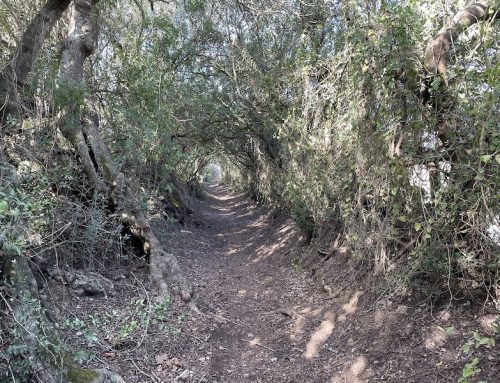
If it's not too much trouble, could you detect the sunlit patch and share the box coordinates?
[250,223,299,263]
[330,355,373,383]
[478,314,499,334]
[232,228,249,235]
[301,306,323,318]
[290,316,306,341]
[249,336,261,347]
[227,248,240,256]
[287,306,319,342]
[349,356,367,376]
[299,307,313,315]
[304,312,335,359]
[424,326,447,350]
[338,290,362,322]
[373,308,386,328]
[278,224,293,234]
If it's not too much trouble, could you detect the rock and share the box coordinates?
[48,267,114,297]
[177,369,190,381]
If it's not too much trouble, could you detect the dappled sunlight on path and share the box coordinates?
[304,311,335,359]
[160,185,500,383]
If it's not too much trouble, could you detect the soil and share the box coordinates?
[48,184,499,383]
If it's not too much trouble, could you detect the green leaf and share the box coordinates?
[4,242,22,255]
[414,222,422,232]
[462,357,480,378]
[438,325,455,336]
[9,208,20,219]
[480,155,492,163]
[462,342,472,354]
[0,200,8,213]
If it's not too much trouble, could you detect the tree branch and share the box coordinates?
[425,1,497,85]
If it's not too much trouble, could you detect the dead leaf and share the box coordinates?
[155,353,170,365]
[155,354,182,370]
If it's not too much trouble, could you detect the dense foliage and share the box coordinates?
[1,0,499,307]
[0,0,499,381]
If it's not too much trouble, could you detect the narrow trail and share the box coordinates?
[157,185,498,383]
[174,184,321,382]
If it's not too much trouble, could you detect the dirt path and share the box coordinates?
[162,185,499,383]
[52,184,498,382]
[174,184,321,382]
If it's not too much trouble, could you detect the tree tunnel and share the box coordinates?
[0,0,498,346]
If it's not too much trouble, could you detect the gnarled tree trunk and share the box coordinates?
[56,0,192,301]
[0,0,72,127]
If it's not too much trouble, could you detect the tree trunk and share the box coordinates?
[56,0,192,301]
[425,2,496,85]
[424,1,497,145]
[0,0,72,126]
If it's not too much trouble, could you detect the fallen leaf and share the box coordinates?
[155,353,170,365]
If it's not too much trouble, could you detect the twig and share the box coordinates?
[240,338,276,352]
[276,308,304,321]
[197,372,208,383]
[189,301,239,325]
[131,359,159,383]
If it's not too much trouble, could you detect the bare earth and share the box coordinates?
[52,184,499,382]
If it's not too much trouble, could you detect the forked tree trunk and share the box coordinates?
[56,0,192,301]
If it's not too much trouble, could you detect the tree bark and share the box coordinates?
[425,2,497,85]
[0,0,72,126]
[423,1,497,144]
[56,0,193,301]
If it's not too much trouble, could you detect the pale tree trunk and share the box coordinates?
[56,0,193,301]
[423,2,499,304]
[424,1,497,143]
[0,0,72,127]
[425,1,497,85]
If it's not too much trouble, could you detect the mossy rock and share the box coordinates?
[64,366,100,383]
